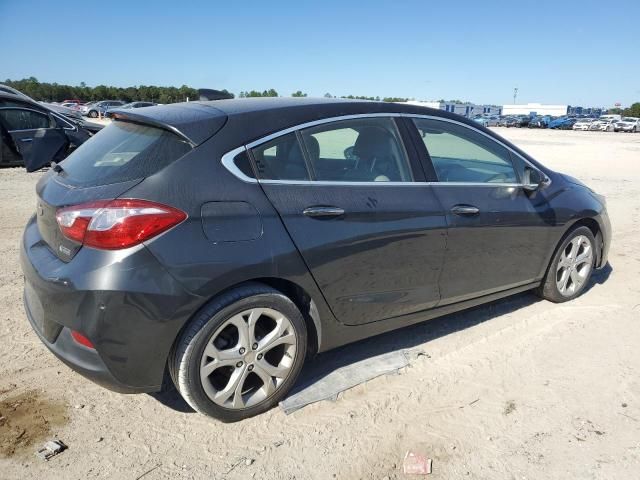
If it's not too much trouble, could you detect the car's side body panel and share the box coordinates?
[259,181,448,325]
[18,98,612,393]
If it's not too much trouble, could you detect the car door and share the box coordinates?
[0,106,69,171]
[409,116,555,305]
[247,115,448,326]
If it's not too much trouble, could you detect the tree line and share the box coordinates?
[3,77,226,104]
[607,103,640,117]
[9,77,632,113]
[3,78,416,104]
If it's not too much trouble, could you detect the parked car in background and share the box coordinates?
[548,117,577,130]
[505,116,530,128]
[614,117,639,133]
[0,90,102,169]
[473,115,500,127]
[528,115,552,129]
[105,101,157,118]
[41,102,86,122]
[497,116,512,127]
[80,100,126,118]
[62,99,82,104]
[573,118,596,131]
[19,98,610,421]
[589,118,617,132]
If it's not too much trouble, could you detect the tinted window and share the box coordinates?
[0,124,21,164]
[233,150,255,179]
[251,132,310,181]
[413,118,517,183]
[58,121,191,187]
[300,117,413,182]
[0,108,52,131]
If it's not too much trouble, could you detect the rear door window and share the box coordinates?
[300,117,413,182]
[250,132,310,181]
[0,108,53,131]
[58,121,191,187]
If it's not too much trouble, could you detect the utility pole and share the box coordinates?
[513,87,518,105]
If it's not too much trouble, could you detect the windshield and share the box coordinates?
[58,121,192,187]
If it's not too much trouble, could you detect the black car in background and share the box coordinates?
[505,115,531,127]
[528,115,552,128]
[20,98,611,421]
[0,88,102,169]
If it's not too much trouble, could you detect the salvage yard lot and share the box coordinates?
[1,128,639,479]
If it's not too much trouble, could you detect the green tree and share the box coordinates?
[291,90,307,97]
[623,102,640,117]
[2,78,232,104]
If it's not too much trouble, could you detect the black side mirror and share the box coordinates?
[522,166,550,192]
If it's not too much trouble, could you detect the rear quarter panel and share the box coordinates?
[126,136,338,351]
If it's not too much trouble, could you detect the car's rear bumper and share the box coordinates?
[23,298,151,393]
[20,215,202,393]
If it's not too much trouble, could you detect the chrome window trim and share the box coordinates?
[244,113,398,149]
[402,114,543,175]
[50,112,77,131]
[258,179,524,187]
[220,112,550,188]
[221,145,256,183]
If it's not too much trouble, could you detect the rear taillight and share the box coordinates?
[56,199,187,250]
[71,330,95,349]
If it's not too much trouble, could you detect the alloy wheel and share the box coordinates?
[556,235,594,297]
[199,308,297,409]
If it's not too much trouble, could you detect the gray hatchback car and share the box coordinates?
[20,98,610,421]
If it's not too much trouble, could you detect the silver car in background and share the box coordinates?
[589,118,617,132]
[572,118,596,131]
[615,117,639,133]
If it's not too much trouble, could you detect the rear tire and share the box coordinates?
[169,283,307,422]
[88,110,98,118]
[536,226,596,303]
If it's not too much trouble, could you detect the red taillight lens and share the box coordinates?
[56,199,187,250]
[71,330,95,349]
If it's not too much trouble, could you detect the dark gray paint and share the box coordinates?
[19,98,612,393]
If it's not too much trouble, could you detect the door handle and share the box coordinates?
[20,138,33,143]
[303,206,345,218]
[451,204,480,216]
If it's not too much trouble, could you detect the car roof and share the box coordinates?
[0,90,46,110]
[109,97,458,146]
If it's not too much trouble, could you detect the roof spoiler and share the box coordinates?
[198,89,234,101]
[109,103,227,146]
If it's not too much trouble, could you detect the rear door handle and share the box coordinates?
[20,138,33,143]
[451,204,480,216]
[303,206,345,218]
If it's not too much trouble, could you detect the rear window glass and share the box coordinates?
[59,121,191,187]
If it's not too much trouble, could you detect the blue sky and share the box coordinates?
[1,0,638,106]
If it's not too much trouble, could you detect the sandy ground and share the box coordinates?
[0,128,639,479]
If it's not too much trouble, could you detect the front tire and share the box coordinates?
[170,283,307,422]
[88,110,98,118]
[536,226,596,303]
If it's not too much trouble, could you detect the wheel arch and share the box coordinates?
[566,217,604,268]
[167,277,322,378]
